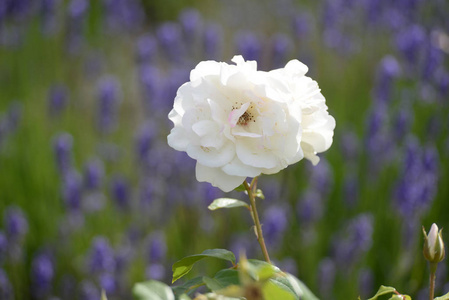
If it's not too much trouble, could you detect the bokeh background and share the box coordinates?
[0,0,448,299]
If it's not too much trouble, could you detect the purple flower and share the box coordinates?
[31,252,54,297]
[156,22,183,62]
[373,55,401,103]
[145,263,166,281]
[263,205,288,247]
[110,175,130,210]
[392,105,413,140]
[422,43,443,81]
[270,33,293,68]
[102,0,145,33]
[333,214,374,268]
[396,24,426,65]
[136,35,158,63]
[234,31,262,63]
[297,190,323,225]
[292,13,313,39]
[139,64,162,112]
[317,258,336,298]
[96,76,122,134]
[66,0,89,54]
[358,268,374,299]
[203,24,222,60]
[40,0,60,36]
[88,237,115,274]
[135,121,157,165]
[307,158,333,196]
[83,158,104,190]
[99,273,116,295]
[48,84,69,117]
[53,133,73,176]
[146,231,167,263]
[0,232,7,264]
[79,280,100,300]
[62,170,83,211]
[4,205,28,242]
[179,8,202,44]
[0,269,14,300]
[340,130,360,161]
[343,173,359,208]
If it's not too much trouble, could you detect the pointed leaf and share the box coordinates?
[367,286,398,300]
[234,184,247,192]
[284,273,319,300]
[133,281,175,300]
[208,198,249,211]
[262,280,296,300]
[435,292,449,300]
[171,277,204,297]
[389,295,412,300]
[172,249,236,283]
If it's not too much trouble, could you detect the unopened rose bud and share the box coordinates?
[423,223,445,263]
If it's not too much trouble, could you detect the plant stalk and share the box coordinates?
[429,262,437,300]
[244,179,271,264]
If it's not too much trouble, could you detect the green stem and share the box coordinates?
[429,262,437,300]
[244,179,271,264]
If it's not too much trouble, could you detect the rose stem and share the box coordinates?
[429,262,437,300]
[243,179,271,264]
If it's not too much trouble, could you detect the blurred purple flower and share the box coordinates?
[373,55,401,103]
[66,0,89,53]
[203,23,222,60]
[0,232,6,264]
[343,173,359,208]
[110,175,130,210]
[99,273,116,295]
[48,84,69,117]
[156,22,183,62]
[146,231,167,263]
[83,158,104,190]
[0,269,14,300]
[270,33,293,68]
[308,158,334,196]
[79,280,100,300]
[392,105,413,140]
[31,252,54,297]
[139,64,162,112]
[145,263,166,281]
[179,8,202,44]
[229,233,257,258]
[40,0,60,36]
[62,170,83,211]
[297,190,323,225]
[317,257,336,299]
[135,121,157,165]
[333,214,374,268]
[4,205,28,242]
[358,268,374,299]
[96,76,122,134]
[263,205,288,247]
[340,130,360,161]
[102,0,145,32]
[422,43,443,81]
[396,24,426,65]
[234,31,262,63]
[88,237,115,274]
[292,12,313,39]
[136,35,157,63]
[53,132,73,176]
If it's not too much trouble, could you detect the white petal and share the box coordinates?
[221,157,261,177]
[167,127,190,151]
[236,138,278,169]
[228,102,251,127]
[187,142,235,167]
[196,163,246,192]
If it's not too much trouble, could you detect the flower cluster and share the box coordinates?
[168,56,335,191]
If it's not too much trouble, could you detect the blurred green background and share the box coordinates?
[0,0,448,299]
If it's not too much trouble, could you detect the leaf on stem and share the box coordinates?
[435,292,449,300]
[208,198,249,210]
[133,280,175,300]
[172,249,236,283]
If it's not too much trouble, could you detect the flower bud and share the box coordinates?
[423,223,445,263]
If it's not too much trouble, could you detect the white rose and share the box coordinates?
[167,56,335,192]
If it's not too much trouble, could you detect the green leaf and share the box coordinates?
[171,277,204,297]
[203,269,240,292]
[367,286,398,300]
[234,183,247,192]
[133,281,175,300]
[178,295,192,300]
[208,198,249,211]
[172,249,236,283]
[284,273,319,300]
[435,292,449,300]
[262,280,296,300]
[389,295,412,300]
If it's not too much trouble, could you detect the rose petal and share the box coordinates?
[196,163,246,192]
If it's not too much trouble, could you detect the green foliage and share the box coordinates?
[133,280,176,300]
[366,286,411,300]
[172,249,236,283]
[435,292,449,300]
[135,250,319,300]
[207,198,249,211]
